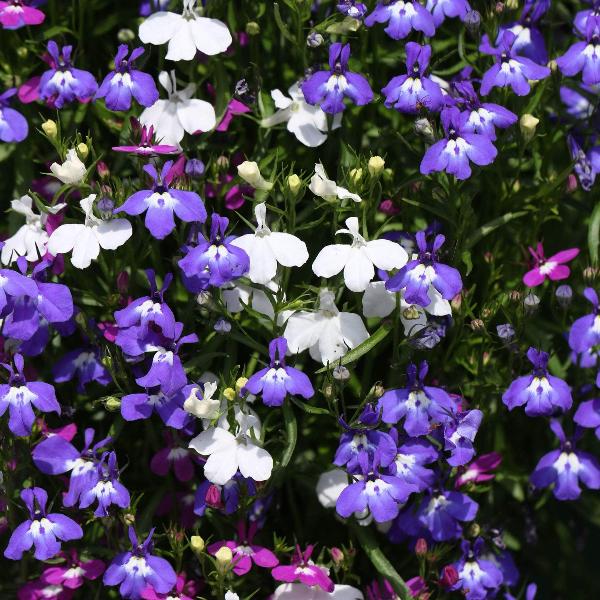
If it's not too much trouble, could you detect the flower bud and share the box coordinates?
[105,397,121,411]
[496,323,515,341]
[16,46,28,59]
[117,28,136,42]
[373,383,385,398]
[524,292,540,314]
[415,538,428,556]
[96,160,110,180]
[205,484,222,507]
[467,522,481,538]
[330,547,344,565]
[555,284,573,308]
[77,143,89,160]
[196,291,212,306]
[583,266,598,283]
[506,0,518,9]
[548,59,558,72]
[185,158,205,178]
[214,318,231,334]
[378,199,400,216]
[323,383,334,398]
[215,546,233,569]
[349,168,363,185]
[414,117,435,143]
[123,512,136,526]
[237,161,273,191]
[116,271,129,294]
[190,535,205,555]
[223,387,236,401]
[520,114,540,142]
[216,155,230,170]
[495,2,504,14]
[287,174,302,195]
[368,156,385,177]
[469,319,485,332]
[246,21,260,35]
[97,197,115,219]
[42,119,58,139]
[326,16,361,34]
[332,365,350,381]
[306,31,324,48]
[236,377,248,391]
[464,9,481,34]
[440,565,459,588]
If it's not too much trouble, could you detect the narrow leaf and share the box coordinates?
[464,211,528,250]
[589,201,600,266]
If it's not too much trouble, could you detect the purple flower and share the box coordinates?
[426,0,470,27]
[103,527,177,600]
[456,451,502,487]
[114,270,177,339]
[557,20,600,85]
[121,385,191,429]
[381,43,444,114]
[39,41,98,108]
[0,265,38,317]
[568,287,600,354]
[244,337,314,407]
[365,1,435,40]
[0,0,45,29]
[271,545,334,592]
[498,1,549,64]
[4,487,82,561]
[575,397,600,438]
[150,431,195,482]
[96,45,158,111]
[420,107,498,180]
[530,420,600,500]
[386,231,462,305]
[560,84,598,120]
[390,433,438,494]
[377,361,455,436]
[115,161,206,240]
[443,409,483,467]
[479,31,550,96]
[112,124,180,156]
[416,489,478,541]
[0,354,60,436]
[567,134,600,191]
[502,347,572,417]
[139,0,169,17]
[178,214,250,291]
[336,0,367,18]
[0,88,28,142]
[40,549,105,590]
[449,539,503,599]
[302,43,373,114]
[53,348,111,392]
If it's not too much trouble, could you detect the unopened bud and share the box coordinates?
[415,538,428,556]
[190,535,205,555]
[548,59,558,72]
[105,397,121,411]
[236,377,248,391]
[215,546,233,568]
[307,31,324,48]
[117,28,135,43]
[323,383,334,398]
[223,387,236,401]
[520,114,540,142]
[16,46,28,59]
[333,365,350,381]
[496,323,515,341]
[349,168,363,185]
[508,290,522,303]
[495,2,504,14]
[238,161,273,191]
[123,513,135,526]
[379,199,400,216]
[97,196,115,219]
[42,119,58,139]
[330,547,344,565]
[414,117,434,143]
[185,158,205,178]
[524,292,540,314]
[469,319,485,332]
[196,290,212,306]
[464,9,481,34]
[583,266,598,283]
[216,155,230,170]
[373,383,385,398]
[214,318,231,334]
[555,284,573,308]
[77,143,89,160]
[245,21,260,35]
[205,484,222,507]
[467,522,481,538]
[96,160,110,179]
[288,174,302,195]
[440,565,459,588]
[368,156,385,177]
[506,0,518,9]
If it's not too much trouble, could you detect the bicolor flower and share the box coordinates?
[523,243,579,287]
[230,203,308,285]
[312,217,408,293]
[337,0,367,18]
[309,163,362,203]
[449,539,503,600]
[261,84,338,147]
[244,337,314,407]
[378,361,455,436]
[0,0,45,29]
[386,231,462,307]
[0,353,60,436]
[115,161,206,239]
[39,41,98,108]
[426,0,470,27]
[302,43,373,114]
[0,264,38,317]
[364,1,435,40]
[420,107,498,179]
[390,434,438,494]
[96,45,159,111]
[49,149,86,185]
[502,347,572,417]
[178,213,250,291]
[183,380,221,420]
[382,43,444,113]
[443,409,483,467]
[530,420,600,500]
[557,23,600,86]
[479,30,550,96]
[498,0,549,64]
[416,490,479,541]
[271,545,334,593]
[53,347,111,391]
[283,288,370,364]
[113,123,179,155]
[103,527,177,600]
[456,452,502,488]
[150,431,195,482]
[140,70,216,147]
[138,0,232,61]
[4,487,83,561]
[47,194,133,269]
[121,386,191,429]
[575,396,600,439]
[272,583,363,600]
[0,88,28,142]
[41,549,105,590]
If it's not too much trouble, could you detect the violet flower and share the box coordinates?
[569,287,600,354]
[96,45,158,111]
[522,242,579,287]
[150,431,195,482]
[426,0,470,27]
[449,539,503,599]
[140,573,198,600]
[0,265,38,317]
[498,0,549,64]
[120,386,191,429]
[0,88,28,142]
[502,347,572,417]
[557,19,600,86]
[479,31,550,96]
[39,41,98,108]
[112,123,179,156]
[271,545,334,593]
[244,337,315,407]
[420,107,498,180]
[103,527,177,600]
[386,231,463,306]
[416,489,479,541]
[364,1,435,40]
[390,432,438,494]
[382,43,444,114]
[115,161,206,240]
[4,487,83,561]
[336,0,367,18]
[443,409,483,466]
[53,348,111,392]
[208,520,279,576]
[302,43,373,114]
[530,420,600,500]
[79,451,130,516]
[0,0,45,29]
[178,213,250,291]
[0,353,60,436]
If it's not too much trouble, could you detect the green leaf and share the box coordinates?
[273,3,297,44]
[290,396,330,415]
[279,400,297,468]
[589,201,600,266]
[350,522,411,600]
[464,211,528,250]
[315,322,393,374]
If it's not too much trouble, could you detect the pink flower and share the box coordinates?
[523,243,579,287]
[216,98,251,132]
[112,123,180,156]
[271,545,334,592]
[37,420,77,442]
[0,1,45,30]
[456,451,502,488]
[141,572,200,600]
[41,549,105,589]
[18,76,41,103]
[208,520,279,576]
[151,431,196,482]
[18,580,73,600]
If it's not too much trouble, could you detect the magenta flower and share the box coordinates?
[456,452,502,487]
[141,572,199,600]
[112,123,179,156]
[522,243,579,287]
[41,549,105,589]
[150,431,195,482]
[0,1,45,30]
[216,98,251,132]
[271,545,334,592]
[208,521,278,576]
[18,579,73,600]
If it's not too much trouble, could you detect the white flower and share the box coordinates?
[362,281,451,335]
[188,409,273,485]
[316,469,349,508]
[1,196,66,265]
[140,70,216,147]
[50,148,86,185]
[272,583,364,600]
[230,203,308,284]
[309,163,362,203]
[283,289,369,364]
[312,217,408,292]
[225,593,240,600]
[261,84,341,147]
[47,194,132,269]
[183,380,220,419]
[222,280,277,320]
[237,161,273,191]
[138,0,232,61]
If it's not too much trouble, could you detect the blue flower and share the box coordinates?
[365,1,435,40]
